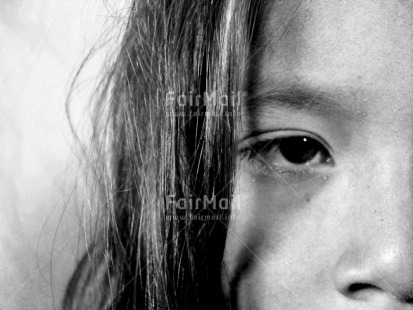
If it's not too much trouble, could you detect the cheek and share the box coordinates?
[226,168,330,256]
[223,170,349,309]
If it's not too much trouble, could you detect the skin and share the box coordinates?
[224,0,413,309]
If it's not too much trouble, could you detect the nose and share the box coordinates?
[333,154,413,305]
[334,237,413,303]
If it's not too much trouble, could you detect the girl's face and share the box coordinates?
[224,0,413,309]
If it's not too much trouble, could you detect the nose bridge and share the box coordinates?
[370,141,411,203]
[363,138,413,216]
[361,142,413,227]
[372,144,413,239]
[334,143,413,301]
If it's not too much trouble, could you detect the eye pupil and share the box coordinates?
[279,136,320,164]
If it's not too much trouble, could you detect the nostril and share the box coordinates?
[347,283,377,293]
[345,283,381,300]
[346,283,413,303]
[345,283,413,304]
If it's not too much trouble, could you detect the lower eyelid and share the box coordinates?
[240,159,316,185]
[240,153,309,176]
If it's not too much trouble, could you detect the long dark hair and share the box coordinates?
[63,0,267,309]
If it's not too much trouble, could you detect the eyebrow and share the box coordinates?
[243,82,341,115]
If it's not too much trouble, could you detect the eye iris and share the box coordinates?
[279,137,320,164]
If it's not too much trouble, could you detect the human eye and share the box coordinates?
[238,130,334,181]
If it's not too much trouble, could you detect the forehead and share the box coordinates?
[255,0,413,114]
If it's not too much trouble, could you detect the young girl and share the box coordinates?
[64,0,413,309]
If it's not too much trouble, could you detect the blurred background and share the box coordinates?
[0,1,127,308]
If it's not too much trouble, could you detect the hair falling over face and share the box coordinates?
[63,1,267,309]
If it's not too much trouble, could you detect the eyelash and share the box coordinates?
[238,132,334,179]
